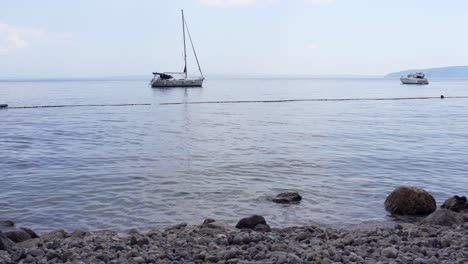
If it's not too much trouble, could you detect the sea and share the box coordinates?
[1,78,468,233]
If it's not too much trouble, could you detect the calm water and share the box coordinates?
[1,78,468,233]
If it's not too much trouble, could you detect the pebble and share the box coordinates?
[381,247,398,259]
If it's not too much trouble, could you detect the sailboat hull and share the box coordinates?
[151,78,204,88]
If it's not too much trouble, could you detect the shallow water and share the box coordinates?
[1,78,468,232]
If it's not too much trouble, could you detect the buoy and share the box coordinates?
[0,104,8,108]
[440,95,444,99]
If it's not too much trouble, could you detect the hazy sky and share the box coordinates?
[1,0,468,78]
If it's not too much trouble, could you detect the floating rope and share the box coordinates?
[160,96,468,105]
[5,103,151,109]
[2,96,468,110]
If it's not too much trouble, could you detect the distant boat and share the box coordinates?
[150,10,204,88]
[400,72,429,85]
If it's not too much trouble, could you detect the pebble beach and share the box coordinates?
[2,187,468,264]
[2,219,468,264]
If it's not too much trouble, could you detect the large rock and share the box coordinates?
[441,195,467,212]
[421,209,464,226]
[235,215,270,230]
[271,192,302,204]
[4,229,32,243]
[384,186,436,215]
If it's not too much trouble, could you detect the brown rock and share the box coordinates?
[384,186,436,215]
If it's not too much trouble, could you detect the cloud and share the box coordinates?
[199,0,256,6]
[0,23,48,53]
[0,23,72,54]
[304,0,336,4]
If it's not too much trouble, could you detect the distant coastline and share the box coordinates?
[385,65,468,79]
[3,68,468,82]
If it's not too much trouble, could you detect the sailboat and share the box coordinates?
[150,10,204,88]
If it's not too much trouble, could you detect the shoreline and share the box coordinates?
[2,189,468,263]
[1,217,468,264]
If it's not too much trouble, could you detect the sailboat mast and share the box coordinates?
[182,10,187,78]
[184,18,204,78]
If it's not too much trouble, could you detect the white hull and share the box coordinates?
[400,77,429,85]
[151,78,204,88]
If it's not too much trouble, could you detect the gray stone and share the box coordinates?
[222,249,240,260]
[0,233,15,252]
[254,224,271,232]
[384,186,436,215]
[275,254,287,264]
[233,233,250,244]
[342,234,354,245]
[205,254,220,262]
[41,229,68,241]
[132,256,145,263]
[28,248,44,257]
[0,250,11,263]
[17,238,41,249]
[421,209,464,226]
[201,219,229,230]
[130,236,149,247]
[296,232,310,241]
[71,230,87,238]
[439,233,454,248]
[441,195,467,212]
[381,247,398,258]
[414,257,427,264]
[287,253,302,263]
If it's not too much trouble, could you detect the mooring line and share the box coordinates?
[5,103,151,109]
[160,96,468,105]
[2,96,468,110]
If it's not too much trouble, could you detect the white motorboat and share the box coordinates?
[400,72,429,85]
[150,10,204,88]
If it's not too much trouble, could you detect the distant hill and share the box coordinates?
[385,66,468,79]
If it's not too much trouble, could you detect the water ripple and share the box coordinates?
[1,79,468,232]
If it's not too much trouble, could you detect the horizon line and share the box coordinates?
[0,73,385,82]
